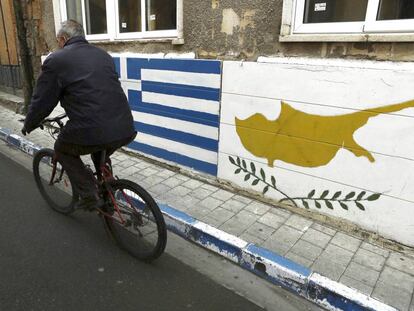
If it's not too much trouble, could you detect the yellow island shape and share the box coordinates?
[235,100,414,168]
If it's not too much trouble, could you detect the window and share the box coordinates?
[59,0,179,41]
[292,0,414,35]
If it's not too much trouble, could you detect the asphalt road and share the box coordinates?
[0,152,265,311]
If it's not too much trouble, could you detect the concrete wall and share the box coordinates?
[40,0,414,62]
[218,57,414,247]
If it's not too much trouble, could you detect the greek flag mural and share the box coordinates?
[112,56,221,176]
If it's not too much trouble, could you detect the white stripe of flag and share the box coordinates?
[141,69,221,89]
[142,91,219,115]
[132,111,218,140]
[135,133,218,165]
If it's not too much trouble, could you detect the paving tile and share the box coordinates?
[257,212,285,230]
[352,248,386,271]
[185,206,212,219]
[221,199,247,213]
[232,194,253,204]
[301,228,332,249]
[167,185,192,197]
[140,167,159,177]
[120,165,141,176]
[211,189,234,201]
[175,174,190,182]
[245,222,275,240]
[263,238,293,256]
[162,177,183,188]
[201,184,219,192]
[310,223,337,236]
[182,179,204,190]
[264,225,303,254]
[220,217,253,236]
[188,188,213,200]
[285,251,314,268]
[118,160,139,169]
[339,275,374,296]
[200,215,226,228]
[148,184,171,197]
[199,197,224,210]
[312,258,346,281]
[208,208,235,223]
[143,175,165,188]
[239,232,265,245]
[360,242,390,258]
[378,266,414,293]
[289,240,323,262]
[268,207,292,219]
[285,214,313,232]
[318,244,354,266]
[155,169,176,178]
[386,253,414,276]
[344,262,380,287]
[373,281,412,311]
[244,201,271,216]
[330,232,361,252]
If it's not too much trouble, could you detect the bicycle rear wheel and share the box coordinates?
[33,148,77,214]
[103,179,167,262]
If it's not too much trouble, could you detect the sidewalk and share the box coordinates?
[0,99,413,311]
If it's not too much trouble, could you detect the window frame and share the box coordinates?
[284,0,414,40]
[56,0,181,42]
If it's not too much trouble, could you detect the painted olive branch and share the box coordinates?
[228,156,297,207]
[280,190,381,211]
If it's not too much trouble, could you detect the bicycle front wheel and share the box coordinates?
[103,179,167,262]
[33,148,77,214]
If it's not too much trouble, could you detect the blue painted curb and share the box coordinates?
[0,128,397,311]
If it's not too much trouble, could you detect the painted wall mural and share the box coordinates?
[218,58,414,247]
[112,54,221,176]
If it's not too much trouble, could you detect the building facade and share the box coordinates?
[19,0,414,247]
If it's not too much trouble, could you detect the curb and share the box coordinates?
[0,127,397,311]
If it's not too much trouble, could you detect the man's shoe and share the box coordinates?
[75,196,106,211]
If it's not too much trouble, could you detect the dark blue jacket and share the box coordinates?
[24,36,135,145]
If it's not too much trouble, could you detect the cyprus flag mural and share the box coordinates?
[218,59,414,247]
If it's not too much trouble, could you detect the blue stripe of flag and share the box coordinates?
[134,122,218,152]
[127,58,221,80]
[113,57,121,78]
[128,141,218,176]
[128,90,219,127]
[142,81,220,102]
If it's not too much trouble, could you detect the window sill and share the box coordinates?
[88,37,185,45]
[279,33,414,43]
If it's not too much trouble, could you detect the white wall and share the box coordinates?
[218,58,414,247]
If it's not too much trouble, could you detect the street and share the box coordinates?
[0,151,265,311]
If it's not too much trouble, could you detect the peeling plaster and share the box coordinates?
[221,8,240,36]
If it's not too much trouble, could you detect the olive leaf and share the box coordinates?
[308,190,316,199]
[340,202,348,210]
[367,193,381,201]
[236,157,241,166]
[356,202,365,210]
[242,159,247,169]
[357,191,366,200]
[320,190,329,199]
[234,168,241,174]
[250,162,256,174]
[271,176,276,187]
[332,191,341,200]
[315,201,321,209]
[260,168,266,181]
[263,186,269,194]
[345,192,356,200]
[252,179,260,186]
[325,201,334,209]
[244,174,251,181]
[229,156,235,165]
[302,200,310,209]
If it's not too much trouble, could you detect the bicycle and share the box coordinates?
[29,114,167,262]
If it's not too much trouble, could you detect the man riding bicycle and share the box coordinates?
[22,20,136,210]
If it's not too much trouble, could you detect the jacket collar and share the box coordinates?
[64,36,89,47]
